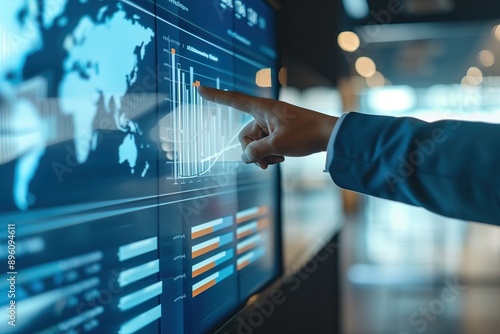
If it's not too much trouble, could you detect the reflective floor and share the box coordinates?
[341,196,500,334]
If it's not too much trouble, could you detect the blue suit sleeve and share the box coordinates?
[327,112,500,225]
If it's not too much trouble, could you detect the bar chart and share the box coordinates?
[235,206,270,273]
[186,207,274,311]
[116,235,162,334]
[190,213,236,299]
[161,47,249,183]
[0,231,163,334]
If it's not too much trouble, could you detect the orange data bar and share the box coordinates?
[237,260,250,271]
[192,266,234,298]
[192,250,234,278]
[237,244,255,255]
[192,227,214,239]
[191,217,233,240]
[171,48,176,54]
[236,218,270,239]
[236,206,268,224]
[192,233,233,259]
[192,280,216,297]
[193,262,215,278]
[192,242,219,258]
[237,230,253,239]
[237,234,262,255]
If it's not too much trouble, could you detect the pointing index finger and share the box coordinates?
[198,86,265,117]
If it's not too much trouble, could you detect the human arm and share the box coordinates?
[199,87,500,225]
[198,86,338,169]
[328,112,500,225]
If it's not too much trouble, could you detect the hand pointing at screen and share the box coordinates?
[198,86,338,170]
[199,87,500,226]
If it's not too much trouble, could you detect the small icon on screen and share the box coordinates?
[235,0,246,19]
[220,0,233,9]
[247,8,258,26]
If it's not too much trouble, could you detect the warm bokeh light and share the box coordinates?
[278,67,288,87]
[494,25,500,41]
[256,68,272,87]
[366,71,385,87]
[355,57,376,78]
[478,50,495,67]
[467,66,483,85]
[338,31,361,52]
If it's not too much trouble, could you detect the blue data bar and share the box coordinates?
[191,216,233,239]
[219,232,233,246]
[215,249,234,266]
[214,216,233,232]
[119,304,161,334]
[192,249,234,277]
[192,232,234,258]
[118,237,158,262]
[192,265,235,297]
[118,281,163,311]
[118,260,159,287]
[216,265,234,284]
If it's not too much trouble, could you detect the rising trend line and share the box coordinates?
[200,143,241,163]
[177,119,252,179]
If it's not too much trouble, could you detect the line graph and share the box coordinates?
[159,46,251,183]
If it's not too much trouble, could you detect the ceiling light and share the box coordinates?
[338,31,360,53]
[355,57,376,78]
[494,25,500,41]
[478,50,495,67]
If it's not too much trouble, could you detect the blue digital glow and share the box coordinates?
[0,1,279,333]
[342,0,370,19]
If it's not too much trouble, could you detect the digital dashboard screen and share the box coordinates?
[0,1,279,333]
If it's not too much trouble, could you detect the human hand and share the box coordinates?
[198,87,338,170]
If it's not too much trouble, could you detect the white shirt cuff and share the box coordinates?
[324,112,350,172]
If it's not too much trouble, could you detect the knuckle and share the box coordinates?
[246,144,259,161]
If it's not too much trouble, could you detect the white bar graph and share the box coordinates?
[162,47,248,182]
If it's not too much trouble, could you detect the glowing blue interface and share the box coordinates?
[0,1,279,333]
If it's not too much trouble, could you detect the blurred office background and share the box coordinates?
[276,0,500,333]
